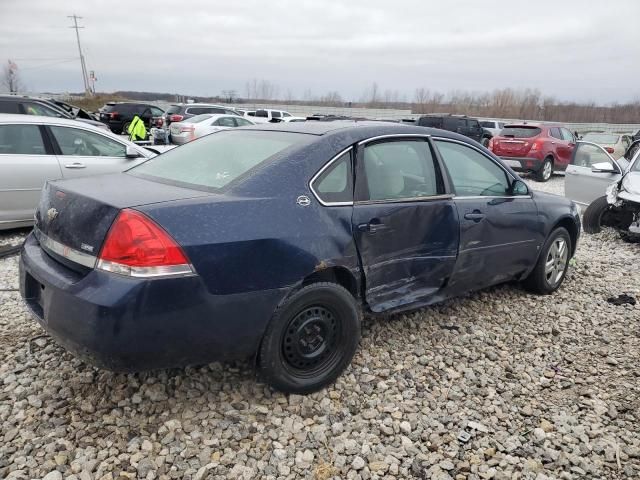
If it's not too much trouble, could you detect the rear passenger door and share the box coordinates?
[47,125,142,178]
[433,138,541,293]
[0,123,61,225]
[352,137,459,312]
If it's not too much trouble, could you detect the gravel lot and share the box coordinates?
[1,175,639,480]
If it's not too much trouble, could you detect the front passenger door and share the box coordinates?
[352,138,459,312]
[433,139,541,293]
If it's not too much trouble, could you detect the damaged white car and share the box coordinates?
[565,140,640,242]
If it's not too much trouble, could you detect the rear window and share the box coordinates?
[500,126,541,138]
[129,130,307,190]
[165,105,182,115]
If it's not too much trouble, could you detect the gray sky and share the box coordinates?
[1,0,639,104]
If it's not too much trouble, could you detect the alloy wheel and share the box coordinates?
[543,160,553,181]
[545,237,568,287]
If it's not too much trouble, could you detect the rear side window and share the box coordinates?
[435,140,510,197]
[0,100,21,114]
[442,117,461,130]
[362,140,443,201]
[130,130,307,190]
[255,110,268,118]
[213,117,236,127]
[234,117,253,127]
[418,117,441,128]
[550,128,563,139]
[500,127,541,138]
[0,124,46,155]
[312,150,353,204]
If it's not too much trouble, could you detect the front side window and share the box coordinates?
[50,126,126,157]
[362,140,442,201]
[572,143,616,169]
[255,110,268,118]
[272,111,281,118]
[560,128,575,142]
[312,150,353,204]
[435,140,511,197]
[130,130,307,190]
[0,124,46,155]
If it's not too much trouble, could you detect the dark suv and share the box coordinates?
[416,115,490,145]
[163,103,240,127]
[99,102,165,134]
[0,95,107,130]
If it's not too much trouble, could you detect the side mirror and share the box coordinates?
[591,162,616,173]
[125,145,141,159]
[510,179,529,196]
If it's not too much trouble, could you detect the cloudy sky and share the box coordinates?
[1,0,639,104]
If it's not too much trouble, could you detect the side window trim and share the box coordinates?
[432,136,528,199]
[309,147,354,207]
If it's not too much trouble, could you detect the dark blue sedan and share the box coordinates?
[19,122,580,393]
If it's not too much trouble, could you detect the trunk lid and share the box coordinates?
[35,173,212,259]
[493,138,533,156]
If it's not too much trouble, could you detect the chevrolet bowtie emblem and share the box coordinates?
[47,208,59,221]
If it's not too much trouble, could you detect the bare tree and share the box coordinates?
[2,60,23,93]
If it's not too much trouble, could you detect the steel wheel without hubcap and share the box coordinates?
[282,306,340,377]
[545,237,568,287]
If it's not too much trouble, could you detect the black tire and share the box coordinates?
[534,157,553,182]
[258,282,360,394]
[582,196,610,234]
[481,137,491,147]
[522,227,571,294]
[121,122,131,135]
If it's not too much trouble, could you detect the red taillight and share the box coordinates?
[530,141,540,151]
[109,111,119,119]
[97,209,192,277]
[169,114,184,122]
[605,147,614,154]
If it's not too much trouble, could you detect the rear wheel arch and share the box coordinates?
[301,266,360,299]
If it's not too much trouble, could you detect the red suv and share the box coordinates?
[489,124,576,182]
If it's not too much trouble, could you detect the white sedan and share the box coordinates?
[0,114,154,230]
[169,114,255,144]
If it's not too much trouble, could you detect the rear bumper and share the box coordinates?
[19,233,288,371]
[499,156,544,172]
[170,133,190,145]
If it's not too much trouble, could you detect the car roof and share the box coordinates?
[243,120,469,140]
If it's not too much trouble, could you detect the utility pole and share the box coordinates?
[68,14,92,96]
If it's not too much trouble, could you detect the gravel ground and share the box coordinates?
[1,175,639,480]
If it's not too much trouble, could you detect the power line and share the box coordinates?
[68,14,91,96]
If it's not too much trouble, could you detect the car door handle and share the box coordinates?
[64,163,86,169]
[464,212,485,222]
[357,220,387,233]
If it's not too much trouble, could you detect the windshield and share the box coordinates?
[581,133,618,144]
[129,130,308,190]
[184,114,213,123]
[499,126,541,138]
